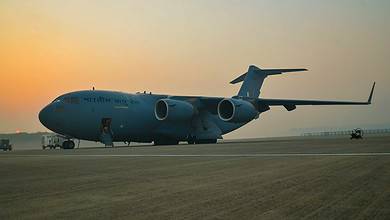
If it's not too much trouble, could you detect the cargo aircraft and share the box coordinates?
[39,65,375,149]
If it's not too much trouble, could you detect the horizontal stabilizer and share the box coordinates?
[230,65,307,84]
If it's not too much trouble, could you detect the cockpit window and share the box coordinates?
[64,96,80,104]
[52,96,63,103]
[52,96,80,104]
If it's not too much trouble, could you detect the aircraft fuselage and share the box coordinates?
[39,90,243,143]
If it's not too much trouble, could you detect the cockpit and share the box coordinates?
[51,95,80,104]
[52,96,62,103]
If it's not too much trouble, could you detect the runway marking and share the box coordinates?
[2,153,390,158]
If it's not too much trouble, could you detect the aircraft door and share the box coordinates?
[100,118,114,147]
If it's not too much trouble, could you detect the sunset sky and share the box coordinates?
[0,0,389,138]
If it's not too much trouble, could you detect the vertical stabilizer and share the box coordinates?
[230,65,307,98]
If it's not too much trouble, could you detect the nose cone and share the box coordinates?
[39,104,52,129]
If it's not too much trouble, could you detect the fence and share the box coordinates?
[302,128,390,137]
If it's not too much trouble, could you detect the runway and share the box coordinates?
[4,152,390,157]
[1,136,390,219]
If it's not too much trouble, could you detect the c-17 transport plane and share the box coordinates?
[39,65,375,149]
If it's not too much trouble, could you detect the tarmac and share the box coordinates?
[1,136,390,219]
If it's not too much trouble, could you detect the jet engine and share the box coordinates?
[217,98,257,123]
[155,99,194,121]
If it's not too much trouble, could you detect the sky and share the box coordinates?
[0,0,389,138]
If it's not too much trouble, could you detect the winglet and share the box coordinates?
[367,82,376,104]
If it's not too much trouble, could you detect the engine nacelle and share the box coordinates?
[155,99,194,121]
[217,98,257,123]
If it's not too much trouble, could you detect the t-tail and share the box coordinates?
[230,65,307,98]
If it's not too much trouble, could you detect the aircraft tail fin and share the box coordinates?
[231,65,307,98]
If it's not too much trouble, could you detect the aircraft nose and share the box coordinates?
[39,104,53,128]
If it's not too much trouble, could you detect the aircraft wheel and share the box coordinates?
[195,139,217,144]
[62,141,75,149]
[68,141,75,149]
[154,139,179,146]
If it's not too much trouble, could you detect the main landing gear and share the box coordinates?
[154,138,179,146]
[187,136,217,145]
[153,138,217,145]
[188,139,217,145]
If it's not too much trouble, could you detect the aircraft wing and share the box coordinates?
[170,82,375,113]
[256,82,375,111]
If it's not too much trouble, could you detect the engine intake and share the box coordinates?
[218,98,257,123]
[155,99,194,121]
